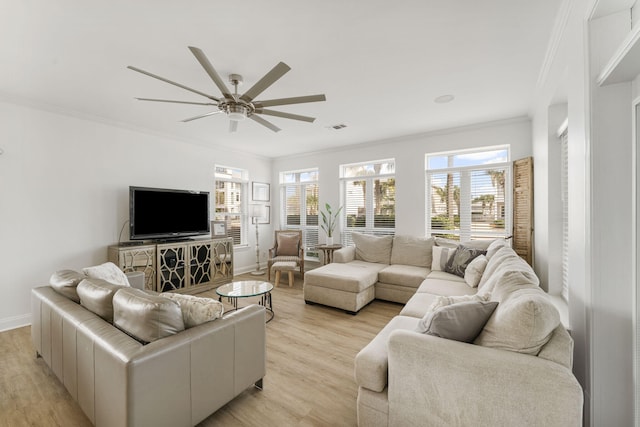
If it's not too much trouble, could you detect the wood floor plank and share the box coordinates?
[0,273,401,426]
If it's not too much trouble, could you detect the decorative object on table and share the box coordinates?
[128,46,326,133]
[250,204,266,275]
[320,203,343,245]
[211,220,227,237]
[267,230,304,281]
[252,181,270,201]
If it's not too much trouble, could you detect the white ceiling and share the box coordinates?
[1,0,560,158]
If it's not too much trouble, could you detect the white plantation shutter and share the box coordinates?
[512,157,533,265]
[341,160,395,246]
[560,130,569,301]
[280,169,319,258]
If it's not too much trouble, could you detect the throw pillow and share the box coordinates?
[427,292,490,312]
[160,293,224,328]
[416,300,499,343]
[83,262,131,287]
[77,278,127,322]
[352,232,393,264]
[444,245,486,278]
[276,233,300,256]
[49,269,86,303]
[431,246,456,271]
[113,288,185,344]
[464,255,488,288]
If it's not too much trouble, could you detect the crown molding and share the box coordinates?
[537,0,575,90]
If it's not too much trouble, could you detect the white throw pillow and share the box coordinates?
[83,262,131,287]
[160,293,224,328]
[464,255,488,288]
[431,246,456,271]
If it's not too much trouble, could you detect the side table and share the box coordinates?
[316,244,343,265]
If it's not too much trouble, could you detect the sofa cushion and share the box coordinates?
[427,270,466,283]
[399,293,440,318]
[478,253,539,295]
[389,235,434,268]
[477,246,521,290]
[113,288,185,344]
[485,238,507,260]
[417,277,476,297]
[83,262,131,287]
[417,300,498,343]
[431,246,456,271]
[276,232,300,256]
[464,255,488,288]
[77,278,126,322]
[49,269,85,303]
[378,264,430,288]
[428,292,491,312]
[160,293,224,328]
[355,315,420,392]
[304,261,385,293]
[435,237,493,250]
[352,232,393,264]
[475,284,560,355]
[444,245,486,278]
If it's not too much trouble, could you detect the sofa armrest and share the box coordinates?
[387,330,583,427]
[334,246,355,263]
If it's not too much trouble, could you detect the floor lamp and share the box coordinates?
[250,204,265,276]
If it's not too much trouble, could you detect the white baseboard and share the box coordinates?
[0,313,31,332]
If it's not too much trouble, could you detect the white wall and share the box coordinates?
[271,118,532,241]
[0,100,271,331]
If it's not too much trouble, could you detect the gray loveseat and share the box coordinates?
[31,283,266,427]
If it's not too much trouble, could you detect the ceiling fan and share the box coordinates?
[127,46,326,133]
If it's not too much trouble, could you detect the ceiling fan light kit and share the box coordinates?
[128,46,326,133]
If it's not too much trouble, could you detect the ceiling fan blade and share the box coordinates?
[135,97,217,106]
[253,94,326,108]
[255,108,316,123]
[249,114,281,132]
[240,62,291,103]
[229,120,238,133]
[181,111,223,123]
[188,46,234,100]
[127,66,219,102]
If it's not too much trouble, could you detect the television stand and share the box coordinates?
[155,237,195,243]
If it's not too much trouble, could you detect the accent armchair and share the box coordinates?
[268,230,304,281]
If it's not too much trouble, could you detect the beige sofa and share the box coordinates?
[31,285,266,427]
[349,236,583,426]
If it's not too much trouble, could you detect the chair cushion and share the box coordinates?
[49,269,85,303]
[77,278,127,322]
[352,232,393,264]
[389,235,434,268]
[378,264,429,288]
[83,262,131,287]
[276,233,300,256]
[113,288,185,343]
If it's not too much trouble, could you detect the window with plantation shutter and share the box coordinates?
[512,157,533,265]
[341,159,395,246]
[560,129,569,301]
[280,169,319,259]
[426,147,511,241]
[214,165,248,245]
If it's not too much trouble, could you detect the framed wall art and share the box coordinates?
[252,182,270,202]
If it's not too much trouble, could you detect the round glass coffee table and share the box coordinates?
[216,280,274,322]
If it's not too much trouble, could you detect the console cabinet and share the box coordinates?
[108,238,233,293]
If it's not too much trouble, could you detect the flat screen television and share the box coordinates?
[129,186,210,241]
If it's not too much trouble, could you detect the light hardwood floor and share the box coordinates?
[0,272,401,427]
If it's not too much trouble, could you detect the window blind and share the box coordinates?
[280,169,319,258]
[214,166,247,245]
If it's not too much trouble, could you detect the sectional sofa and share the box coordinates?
[303,233,583,426]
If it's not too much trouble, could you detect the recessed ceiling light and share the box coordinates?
[434,95,455,104]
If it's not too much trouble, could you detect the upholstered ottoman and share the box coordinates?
[272,261,297,287]
[303,261,386,314]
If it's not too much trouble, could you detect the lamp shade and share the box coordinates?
[250,204,265,219]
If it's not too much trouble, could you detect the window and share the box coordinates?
[425,147,511,241]
[280,169,319,259]
[341,159,396,245]
[214,165,248,245]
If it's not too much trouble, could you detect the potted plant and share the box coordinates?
[320,203,343,245]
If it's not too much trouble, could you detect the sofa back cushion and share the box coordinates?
[50,269,85,303]
[475,280,560,355]
[113,288,185,343]
[77,278,127,322]
[390,235,434,268]
[478,246,534,292]
[83,262,131,287]
[160,292,224,328]
[352,232,393,264]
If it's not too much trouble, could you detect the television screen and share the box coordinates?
[129,186,210,240]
